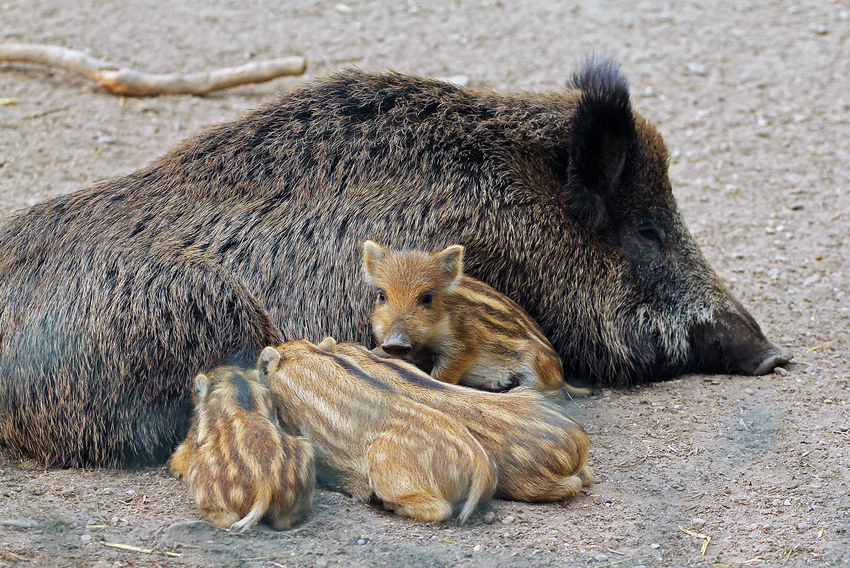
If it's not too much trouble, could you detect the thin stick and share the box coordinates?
[2,549,30,562]
[804,339,839,353]
[615,447,650,468]
[101,542,182,558]
[0,43,306,96]
[679,526,711,556]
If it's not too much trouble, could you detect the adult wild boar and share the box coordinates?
[0,59,789,466]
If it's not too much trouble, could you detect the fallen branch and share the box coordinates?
[0,43,306,96]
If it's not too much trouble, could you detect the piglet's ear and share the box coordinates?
[564,58,636,231]
[316,336,338,353]
[258,346,281,378]
[362,240,388,286]
[194,373,209,398]
[435,245,464,289]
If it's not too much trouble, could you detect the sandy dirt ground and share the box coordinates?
[1,1,848,566]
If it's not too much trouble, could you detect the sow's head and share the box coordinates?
[552,59,790,385]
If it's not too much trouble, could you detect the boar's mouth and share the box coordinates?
[687,297,791,376]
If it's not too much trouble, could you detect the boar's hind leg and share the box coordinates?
[0,245,282,468]
[365,433,454,522]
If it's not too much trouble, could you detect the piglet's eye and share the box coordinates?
[376,291,387,304]
[419,292,434,307]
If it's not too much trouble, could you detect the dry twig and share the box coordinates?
[1,548,30,562]
[804,339,839,353]
[0,43,306,96]
[680,526,711,556]
[615,446,650,468]
[102,541,182,558]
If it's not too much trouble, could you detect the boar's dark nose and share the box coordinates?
[381,334,412,356]
[722,301,792,376]
[689,296,792,376]
[751,343,792,375]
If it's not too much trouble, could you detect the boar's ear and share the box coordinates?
[436,245,464,289]
[362,241,388,286]
[565,58,636,231]
[258,346,282,378]
[194,373,209,399]
[316,336,338,353]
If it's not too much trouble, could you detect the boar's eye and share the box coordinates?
[376,290,387,304]
[637,224,665,246]
[419,292,434,308]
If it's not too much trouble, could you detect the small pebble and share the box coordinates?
[809,23,828,35]
[81,534,92,543]
[594,554,609,561]
[356,538,366,545]
[744,388,755,395]
[316,560,328,568]
[483,512,496,524]
[775,367,788,376]
[784,500,791,506]
[96,136,116,145]
[650,543,660,549]
[501,515,515,525]
[334,3,353,14]
[1,519,38,529]
[692,517,706,526]
[798,522,811,530]
[473,544,481,552]
[686,62,708,76]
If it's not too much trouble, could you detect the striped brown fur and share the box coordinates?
[316,338,593,503]
[169,365,315,532]
[259,339,497,524]
[362,241,588,396]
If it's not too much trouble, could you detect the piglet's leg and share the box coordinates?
[202,508,241,529]
[365,433,453,522]
[430,353,474,386]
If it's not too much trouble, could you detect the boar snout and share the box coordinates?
[750,345,792,376]
[690,296,791,376]
[382,333,413,357]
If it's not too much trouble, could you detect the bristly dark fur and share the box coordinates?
[0,244,282,467]
[567,56,630,97]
